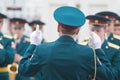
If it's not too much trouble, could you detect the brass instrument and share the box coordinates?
[8,63,18,80]
[8,63,18,74]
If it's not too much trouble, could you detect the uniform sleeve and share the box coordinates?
[18,44,41,76]
[111,50,120,80]
[0,49,5,65]
[89,48,114,80]
[4,39,16,64]
[95,49,120,80]
[95,49,111,66]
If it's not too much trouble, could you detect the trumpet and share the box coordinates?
[8,63,18,74]
[8,63,18,80]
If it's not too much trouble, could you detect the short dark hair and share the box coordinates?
[59,23,79,35]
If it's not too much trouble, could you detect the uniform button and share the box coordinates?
[106,46,109,49]
[111,38,114,40]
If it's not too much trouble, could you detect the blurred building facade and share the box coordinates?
[0,0,120,42]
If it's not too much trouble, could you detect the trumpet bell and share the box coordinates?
[8,63,18,74]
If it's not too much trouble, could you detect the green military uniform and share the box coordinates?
[19,35,115,80]
[0,13,15,80]
[31,38,46,80]
[29,20,46,80]
[102,40,120,80]
[85,14,120,80]
[15,35,30,80]
[10,18,31,80]
[96,11,120,80]
[80,39,120,80]
[0,33,15,80]
[107,17,120,80]
[18,6,115,80]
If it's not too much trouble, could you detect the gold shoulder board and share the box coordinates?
[24,38,30,42]
[3,34,13,39]
[79,41,88,46]
[108,42,120,49]
[113,34,120,40]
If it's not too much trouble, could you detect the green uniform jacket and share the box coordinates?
[18,36,114,80]
[0,33,15,80]
[16,35,30,56]
[102,40,120,80]
[33,38,46,80]
[108,33,120,80]
[80,39,120,80]
[15,35,30,80]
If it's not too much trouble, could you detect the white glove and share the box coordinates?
[30,25,42,45]
[88,32,102,49]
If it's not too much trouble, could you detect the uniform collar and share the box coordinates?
[56,35,76,43]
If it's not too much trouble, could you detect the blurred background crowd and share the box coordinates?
[0,0,120,42]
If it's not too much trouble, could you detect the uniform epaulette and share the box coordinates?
[3,34,13,39]
[113,34,120,40]
[83,39,89,42]
[24,38,30,42]
[108,42,120,49]
[79,41,88,46]
[79,37,89,45]
[83,37,89,42]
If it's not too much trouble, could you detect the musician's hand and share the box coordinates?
[30,25,42,45]
[88,32,102,49]
[14,53,22,62]
[11,42,16,49]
